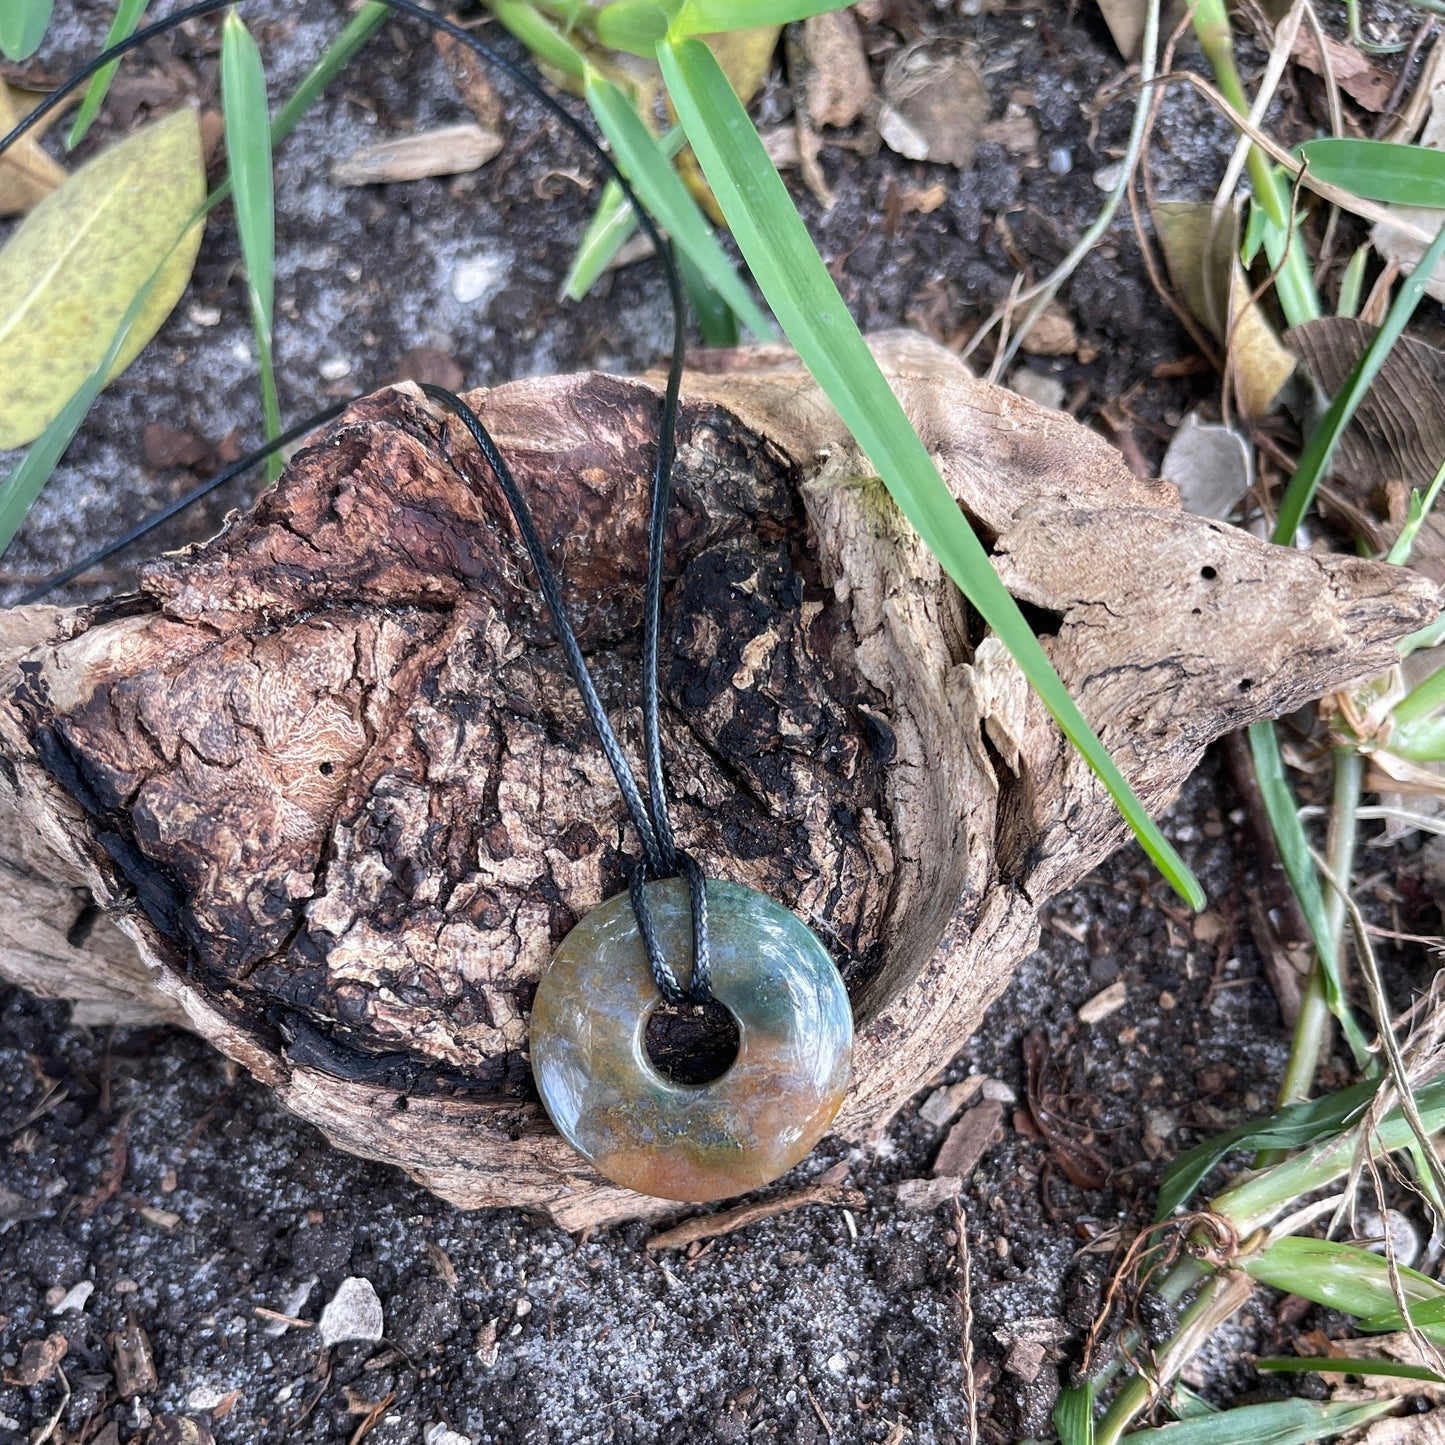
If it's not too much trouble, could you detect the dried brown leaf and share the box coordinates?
[0,80,65,215]
[331,123,503,186]
[803,9,874,130]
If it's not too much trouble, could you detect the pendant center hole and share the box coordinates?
[645,998,740,1085]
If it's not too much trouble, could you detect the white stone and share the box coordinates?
[318,1276,384,1347]
[425,1426,473,1445]
[450,254,509,305]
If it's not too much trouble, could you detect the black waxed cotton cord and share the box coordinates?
[2,0,714,1008]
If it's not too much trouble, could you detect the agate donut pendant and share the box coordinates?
[530,878,853,1201]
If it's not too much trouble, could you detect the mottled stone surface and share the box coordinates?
[531,879,853,1202]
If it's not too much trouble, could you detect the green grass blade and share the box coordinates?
[678,246,738,346]
[1274,217,1445,544]
[492,0,587,80]
[1244,1237,1445,1333]
[1336,244,1369,318]
[584,72,773,338]
[1302,136,1445,209]
[271,1,390,147]
[658,35,1204,908]
[564,126,688,301]
[1154,1074,1381,1220]
[0,0,53,61]
[1055,1381,1096,1445]
[67,0,151,149]
[221,11,282,481]
[596,0,674,56]
[1119,1398,1390,1445]
[671,0,847,33]
[1256,1355,1445,1383]
[0,4,387,551]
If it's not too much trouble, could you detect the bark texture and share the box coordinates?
[0,332,1434,1228]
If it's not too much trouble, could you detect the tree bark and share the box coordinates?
[0,332,1433,1228]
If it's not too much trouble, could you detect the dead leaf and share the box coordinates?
[1095,0,1149,60]
[877,38,990,169]
[1018,302,1079,357]
[0,105,206,450]
[331,123,503,186]
[1287,317,1445,491]
[0,80,66,215]
[434,29,500,129]
[1154,199,1295,418]
[1161,410,1254,519]
[1292,28,1396,112]
[803,9,874,130]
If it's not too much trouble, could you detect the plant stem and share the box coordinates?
[1272,747,1364,1112]
[1191,0,1319,326]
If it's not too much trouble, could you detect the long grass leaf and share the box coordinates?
[658,35,1204,908]
[1119,1398,1389,1445]
[221,11,281,480]
[491,0,587,80]
[1256,1355,1445,1383]
[1302,136,1445,209]
[67,0,151,149]
[1054,1381,1096,1445]
[672,0,847,33]
[1244,1237,1445,1335]
[1274,217,1445,544]
[1,5,387,549]
[1155,1074,1382,1220]
[0,0,53,62]
[584,72,772,338]
[678,246,738,346]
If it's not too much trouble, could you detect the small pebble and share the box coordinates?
[450,254,508,305]
[425,1427,472,1445]
[1079,980,1128,1024]
[1008,367,1066,411]
[1093,161,1124,191]
[980,1078,1017,1105]
[1047,146,1072,175]
[263,1277,316,1338]
[187,303,222,327]
[318,356,352,382]
[318,1277,384,1347]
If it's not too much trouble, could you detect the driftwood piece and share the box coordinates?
[0,332,1434,1229]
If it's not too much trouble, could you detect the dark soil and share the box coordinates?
[0,3,1439,1443]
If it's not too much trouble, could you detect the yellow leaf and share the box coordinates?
[0,106,205,449]
[1155,198,1295,420]
[0,81,67,216]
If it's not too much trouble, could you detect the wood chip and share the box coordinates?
[932,1100,1005,1180]
[331,124,502,187]
[645,1182,865,1251]
[918,1076,984,1128]
[109,1320,157,1399]
[1292,28,1396,112]
[896,1175,962,1213]
[4,1332,67,1386]
[1004,1337,1047,1382]
[1078,979,1128,1024]
[434,30,500,129]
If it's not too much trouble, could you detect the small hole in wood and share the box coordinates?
[1200,565,1218,580]
[1239,678,1254,692]
[319,761,335,776]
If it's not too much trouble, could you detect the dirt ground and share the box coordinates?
[0,2,1439,1442]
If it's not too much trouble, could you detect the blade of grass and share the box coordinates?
[1116,1398,1389,1445]
[1054,1381,1096,1445]
[67,0,151,149]
[1155,1075,1380,1220]
[658,35,1204,908]
[221,11,281,480]
[1256,1355,1445,1383]
[1274,217,1445,544]
[491,0,587,80]
[678,247,738,346]
[1,4,388,551]
[1243,1236,1445,1334]
[672,0,848,32]
[1302,136,1445,209]
[584,72,772,338]
[1336,244,1369,318]
[0,0,53,61]
[564,125,687,302]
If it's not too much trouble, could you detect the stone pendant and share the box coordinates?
[530,878,853,1202]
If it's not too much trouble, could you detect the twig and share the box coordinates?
[644,1181,865,1251]
[955,1200,978,1445]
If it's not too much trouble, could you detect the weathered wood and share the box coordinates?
[0,332,1434,1229]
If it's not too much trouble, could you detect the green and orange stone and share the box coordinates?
[530,878,853,1201]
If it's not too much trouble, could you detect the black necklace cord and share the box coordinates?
[0,0,712,1005]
